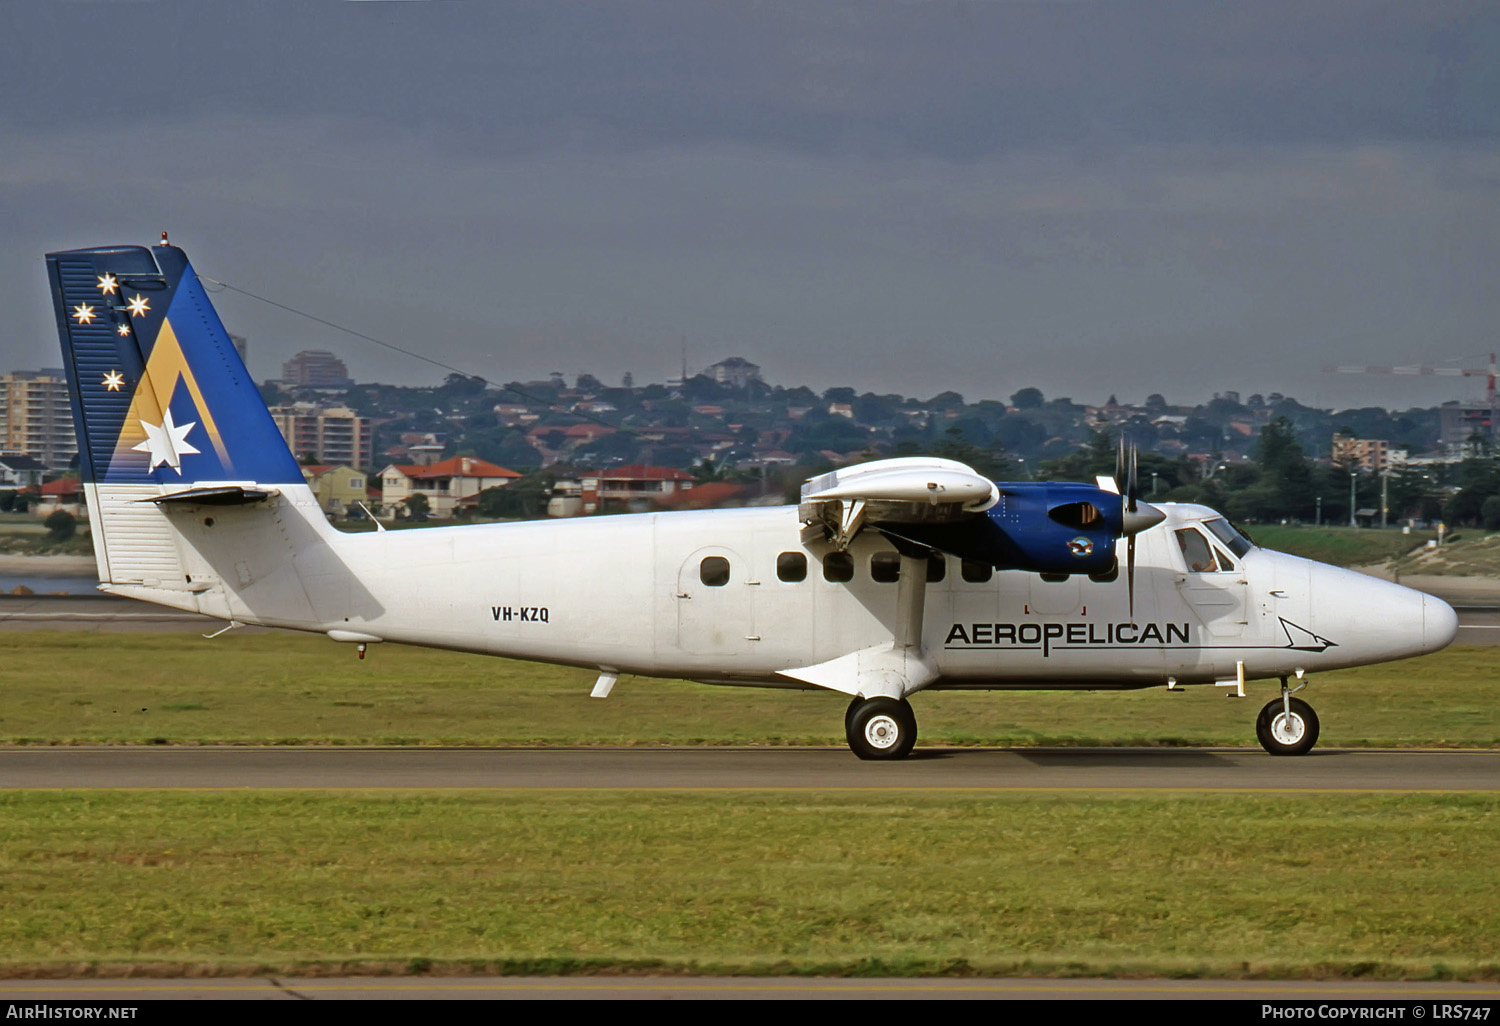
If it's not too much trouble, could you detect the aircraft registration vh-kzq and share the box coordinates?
[46,239,1459,759]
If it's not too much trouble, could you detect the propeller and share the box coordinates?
[1115,438,1165,620]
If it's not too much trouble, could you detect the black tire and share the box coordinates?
[846,697,917,761]
[1256,697,1320,756]
[845,696,863,735]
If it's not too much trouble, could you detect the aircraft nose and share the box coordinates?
[1422,593,1459,653]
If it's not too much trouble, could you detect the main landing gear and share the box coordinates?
[845,696,917,761]
[1255,676,1320,756]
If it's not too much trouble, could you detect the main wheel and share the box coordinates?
[846,697,917,761]
[845,696,863,736]
[1256,697,1320,756]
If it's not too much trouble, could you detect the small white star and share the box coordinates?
[132,408,200,473]
[72,303,97,324]
[96,274,119,295]
[125,294,150,317]
[117,323,131,337]
[102,371,125,392]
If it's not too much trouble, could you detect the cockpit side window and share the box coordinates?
[1174,527,1220,573]
[1203,517,1253,558]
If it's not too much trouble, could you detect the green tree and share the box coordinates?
[1443,458,1500,526]
[476,474,554,520]
[933,425,1011,479]
[44,509,76,543]
[1251,417,1314,520]
[1481,495,1500,531]
[403,492,430,521]
[1010,387,1044,410]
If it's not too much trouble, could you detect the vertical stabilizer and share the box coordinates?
[46,241,308,590]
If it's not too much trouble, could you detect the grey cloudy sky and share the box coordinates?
[3,1,1498,410]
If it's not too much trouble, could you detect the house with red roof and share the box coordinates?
[581,464,695,510]
[379,456,521,519]
[33,476,82,517]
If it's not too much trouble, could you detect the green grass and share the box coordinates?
[1400,531,1500,577]
[1251,525,1435,567]
[0,633,1495,748]
[1,791,1495,979]
[0,521,94,556]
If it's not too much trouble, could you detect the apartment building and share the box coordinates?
[0,370,77,467]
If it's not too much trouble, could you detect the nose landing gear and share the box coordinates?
[1256,676,1319,756]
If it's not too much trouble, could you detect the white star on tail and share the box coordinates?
[132,408,200,473]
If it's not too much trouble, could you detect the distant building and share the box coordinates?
[281,350,353,389]
[380,456,521,518]
[269,403,372,470]
[33,476,83,517]
[1438,401,1497,450]
[1332,435,1391,473]
[706,357,762,389]
[0,453,47,490]
[584,464,695,510]
[0,370,76,467]
[301,464,369,516]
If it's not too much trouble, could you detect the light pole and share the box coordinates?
[1316,496,1322,526]
[1349,470,1357,528]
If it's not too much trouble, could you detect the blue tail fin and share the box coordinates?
[46,241,303,486]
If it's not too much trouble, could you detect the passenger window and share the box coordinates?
[961,561,993,583]
[871,551,901,583]
[1175,528,1219,573]
[927,554,946,583]
[823,551,854,583]
[700,556,730,587]
[777,551,807,582]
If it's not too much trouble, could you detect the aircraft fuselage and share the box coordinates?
[126,493,1454,694]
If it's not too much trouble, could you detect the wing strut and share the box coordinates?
[776,542,938,700]
[893,551,929,654]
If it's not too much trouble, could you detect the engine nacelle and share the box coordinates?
[876,481,1123,575]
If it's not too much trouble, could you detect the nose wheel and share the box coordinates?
[845,697,917,760]
[1256,696,1320,756]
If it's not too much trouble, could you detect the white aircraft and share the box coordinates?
[45,240,1459,759]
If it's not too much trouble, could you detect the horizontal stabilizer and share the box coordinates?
[139,485,279,506]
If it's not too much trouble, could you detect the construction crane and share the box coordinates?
[1323,353,1497,406]
[1324,353,1498,452]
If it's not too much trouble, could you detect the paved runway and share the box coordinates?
[2,745,1496,791]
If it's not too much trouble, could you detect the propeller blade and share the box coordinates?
[1127,534,1137,621]
[1126,442,1139,513]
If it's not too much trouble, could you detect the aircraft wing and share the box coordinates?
[798,457,999,547]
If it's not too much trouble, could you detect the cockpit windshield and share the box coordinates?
[1203,517,1253,558]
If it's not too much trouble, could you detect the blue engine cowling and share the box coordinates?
[876,481,1124,574]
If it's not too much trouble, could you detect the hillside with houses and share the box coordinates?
[6,352,1500,529]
